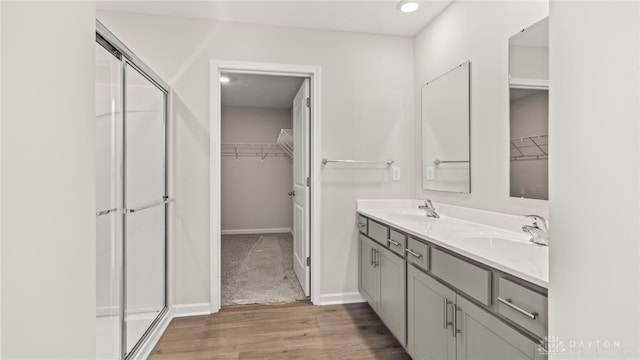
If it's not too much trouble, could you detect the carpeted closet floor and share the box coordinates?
[221,233,308,306]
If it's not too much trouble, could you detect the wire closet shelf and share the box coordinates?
[321,159,394,166]
[276,129,293,159]
[221,142,291,161]
[510,134,548,161]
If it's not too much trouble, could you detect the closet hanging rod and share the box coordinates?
[221,143,281,147]
[322,158,394,166]
[433,159,470,165]
[221,153,289,158]
[126,198,173,214]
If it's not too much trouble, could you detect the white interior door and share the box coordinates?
[293,79,310,296]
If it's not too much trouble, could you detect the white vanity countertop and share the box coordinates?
[357,199,549,288]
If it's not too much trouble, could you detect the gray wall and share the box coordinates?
[221,106,293,232]
[98,10,414,305]
[1,1,96,357]
[549,1,640,357]
[413,1,549,217]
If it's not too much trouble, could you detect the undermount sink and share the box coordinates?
[387,208,428,217]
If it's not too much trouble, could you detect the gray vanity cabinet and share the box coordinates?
[359,234,406,344]
[378,243,406,343]
[456,296,545,360]
[358,213,548,360]
[359,234,379,306]
[408,263,545,360]
[407,265,456,360]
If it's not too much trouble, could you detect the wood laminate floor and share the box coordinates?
[149,301,411,360]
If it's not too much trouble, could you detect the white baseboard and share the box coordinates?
[316,292,366,306]
[172,303,212,318]
[221,228,292,235]
[131,308,173,360]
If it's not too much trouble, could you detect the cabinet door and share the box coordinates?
[359,234,379,309]
[456,296,545,360]
[378,247,406,345]
[407,265,456,360]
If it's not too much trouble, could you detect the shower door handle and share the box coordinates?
[96,208,118,217]
[126,198,172,213]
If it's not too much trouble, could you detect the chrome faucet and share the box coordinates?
[522,215,549,246]
[418,199,440,218]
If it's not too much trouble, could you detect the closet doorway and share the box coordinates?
[220,74,308,306]
[210,61,321,312]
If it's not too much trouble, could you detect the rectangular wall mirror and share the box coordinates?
[509,17,549,200]
[422,61,471,193]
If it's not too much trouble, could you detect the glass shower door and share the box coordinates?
[123,63,167,355]
[96,22,170,359]
[95,41,123,360]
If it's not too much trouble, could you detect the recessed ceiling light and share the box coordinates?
[398,1,419,13]
[220,75,230,84]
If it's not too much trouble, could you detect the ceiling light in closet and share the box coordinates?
[220,75,230,84]
[398,1,419,13]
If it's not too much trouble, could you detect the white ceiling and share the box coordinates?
[221,73,305,108]
[97,0,453,37]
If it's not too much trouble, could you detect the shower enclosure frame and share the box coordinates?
[96,20,172,360]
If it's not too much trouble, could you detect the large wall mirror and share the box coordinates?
[422,61,471,193]
[509,18,549,200]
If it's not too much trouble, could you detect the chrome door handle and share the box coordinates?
[374,249,379,267]
[497,297,538,320]
[388,239,400,247]
[370,248,374,266]
[406,248,422,258]
[444,298,448,329]
[452,304,462,337]
[126,198,172,213]
[288,191,296,196]
[444,298,453,329]
[96,208,117,217]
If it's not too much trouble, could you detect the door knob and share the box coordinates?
[288,191,296,197]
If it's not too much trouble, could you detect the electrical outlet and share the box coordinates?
[426,166,435,180]
[392,167,401,181]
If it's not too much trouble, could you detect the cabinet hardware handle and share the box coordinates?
[375,249,380,267]
[388,239,400,247]
[370,248,374,266]
[406,248,422,258]
[358,223,366,228]
[444,299,453,329]
[497,297,538,320]
[452,304,462,337]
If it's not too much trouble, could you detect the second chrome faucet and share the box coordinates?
[522,215,549,246]
[418,199,440,218]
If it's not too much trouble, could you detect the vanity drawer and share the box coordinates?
[406,237,428,270]
[497,277,548,338]
[388,229,406,257]
[368,220,388,246]
[431,248,492,306]
[357,215,368,234]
